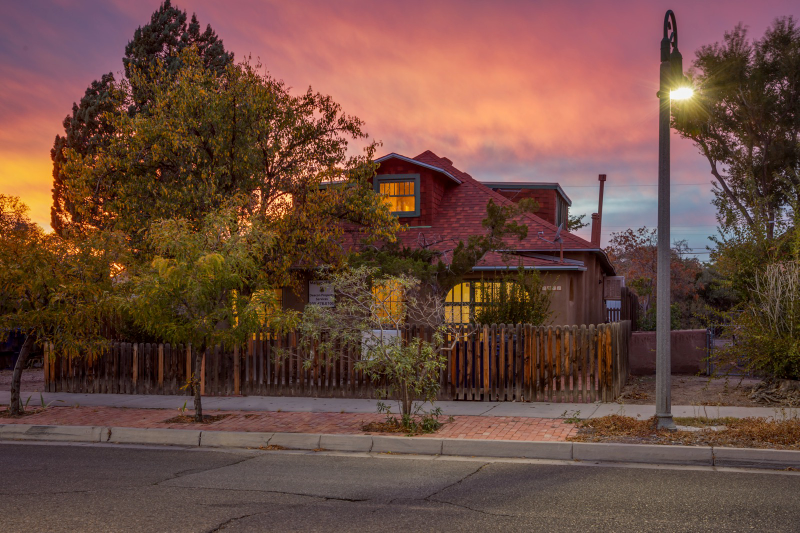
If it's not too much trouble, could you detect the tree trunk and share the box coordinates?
[401,382,412,418]
[9,335,35,416]
[193,346,204,422]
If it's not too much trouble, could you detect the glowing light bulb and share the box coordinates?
[670,87,694,100]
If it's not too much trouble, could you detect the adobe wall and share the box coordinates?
[629,329,708,375]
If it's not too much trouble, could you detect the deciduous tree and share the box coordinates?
[605,227,702,329]
[294,266,449,426]
[118,207,279,421]
[674,17,800,242]
[0,196,123,415]
[353,198,540,299]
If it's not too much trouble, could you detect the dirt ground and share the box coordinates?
[618,374,764,407]
[0,369,46,393]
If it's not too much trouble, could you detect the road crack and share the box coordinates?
[423,462,489,500]
[154,454,261,486]
[421,463,516,517]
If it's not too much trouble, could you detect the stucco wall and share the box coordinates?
[630,329,707,375]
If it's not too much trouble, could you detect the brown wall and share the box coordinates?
[629,329,707,375]
[286,252,610,328]
[465,256,607,327]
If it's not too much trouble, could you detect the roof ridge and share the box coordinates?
[403,151,598,250]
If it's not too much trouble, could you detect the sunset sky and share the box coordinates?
[2,0,799,252]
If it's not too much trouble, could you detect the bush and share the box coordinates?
[472,268,551,326]
[637,303,682,332]
[718,261,800,380]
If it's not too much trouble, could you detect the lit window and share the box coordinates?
[380,181,416,212]
[372,280,405,324]
[374,174,420,217]
[444,281,518,324]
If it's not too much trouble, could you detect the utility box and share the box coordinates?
[604,276,625,301]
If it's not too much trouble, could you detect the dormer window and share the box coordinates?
[374,174,420,217]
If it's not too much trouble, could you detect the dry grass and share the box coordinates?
[570,414,800,449]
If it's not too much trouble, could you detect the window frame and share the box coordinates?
[374,174,421,218]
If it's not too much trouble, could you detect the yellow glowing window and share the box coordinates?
[372,280,405,324]
[379,181,416,212]
[444,281,517,324]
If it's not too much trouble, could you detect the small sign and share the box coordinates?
[542,286,562,291]
[308,281,334,307]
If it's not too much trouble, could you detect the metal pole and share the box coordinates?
[656,60,676,430]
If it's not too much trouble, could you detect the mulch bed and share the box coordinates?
[569,414,800,450]
[162,414,231,424]
[0,408,48,419]
[361,420,407,434]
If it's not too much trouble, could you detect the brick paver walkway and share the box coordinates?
[1,406,577,442]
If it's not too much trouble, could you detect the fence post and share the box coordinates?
[132,344,138,389]
[158,344,164,391]
[234,344,240,395]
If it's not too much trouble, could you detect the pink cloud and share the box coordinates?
[1,0,798,248]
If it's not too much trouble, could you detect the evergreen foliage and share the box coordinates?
[50,1,233,235]
[58,47,398,280]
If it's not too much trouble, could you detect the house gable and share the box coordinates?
[372,153,460,226]
[481,182,572,228]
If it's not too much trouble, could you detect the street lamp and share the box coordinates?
[656,10,692,430]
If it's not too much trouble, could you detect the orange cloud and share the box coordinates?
[2,0,798,251]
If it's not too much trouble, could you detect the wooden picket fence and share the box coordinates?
[44,321,631,403]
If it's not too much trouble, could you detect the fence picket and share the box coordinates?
[44,323,631,403]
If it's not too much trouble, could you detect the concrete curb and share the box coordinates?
[441,439,573,460]
[713,447,800,469]
[107,427,201,447]
[201,431,273,449]
[573,442,713,466]
[0,424,103,443]
[3,424,800,470]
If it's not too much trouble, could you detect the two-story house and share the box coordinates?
[283,150,616,326]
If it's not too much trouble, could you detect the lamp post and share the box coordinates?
[656,10,693,430]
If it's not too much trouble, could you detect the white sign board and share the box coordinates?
[308,281,335,307]
[362,329,401,360]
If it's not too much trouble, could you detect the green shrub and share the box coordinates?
[472,268,552,326]
[718,261,800,380]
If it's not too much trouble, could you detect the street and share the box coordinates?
[2,442,799,532]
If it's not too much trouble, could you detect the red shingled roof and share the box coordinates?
[383,151,606,269]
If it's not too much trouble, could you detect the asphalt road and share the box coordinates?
[2,442,800,532]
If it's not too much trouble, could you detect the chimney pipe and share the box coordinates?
[590,174,606,247]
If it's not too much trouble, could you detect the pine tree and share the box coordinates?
[50,1,233,235]
[123,0,233,112]
[50,74,116,235]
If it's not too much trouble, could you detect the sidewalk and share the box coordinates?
[4,391,800,469]
[1,390,797,420]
